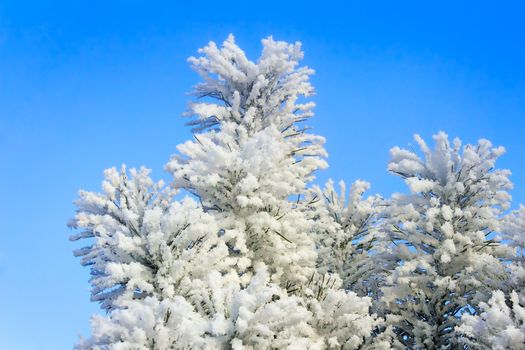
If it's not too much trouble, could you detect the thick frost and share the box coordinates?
[457,290,525,350]
[71,36,381,349]
[70,36,525,350]
[381,132,516,349]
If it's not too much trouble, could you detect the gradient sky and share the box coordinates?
[1,1,524,349]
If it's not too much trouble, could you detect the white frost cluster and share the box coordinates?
[457,290,525,350]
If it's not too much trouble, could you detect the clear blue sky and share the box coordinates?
[1,1,524,348]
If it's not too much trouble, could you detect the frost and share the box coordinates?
[70,36,525,350]
[71,36,381,349]
[457,290,525,350]
[381,132,517,348]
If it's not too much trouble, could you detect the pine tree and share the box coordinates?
[456,205,525,349]
[309,179,386,298]
[380,132,515,348]
[71,36,382,350]
[166,34,327,289]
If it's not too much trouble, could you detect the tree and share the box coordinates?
[380,132,515,348]
[71,35,525,350]
[309,179,386,300]
[166,34,327,289]
[71,35,382,350]
[456,205,525,349]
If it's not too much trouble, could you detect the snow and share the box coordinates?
[70,35,525,349]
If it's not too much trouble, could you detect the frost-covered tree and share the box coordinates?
[456,205,525,349]
[505,204,525,263]
[71,36,383,349]
[309,179,386,298]
[166,34,328,288]
[503,204,525,300]
[380,132,515,349]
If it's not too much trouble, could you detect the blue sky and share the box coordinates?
[1,1,524,348]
